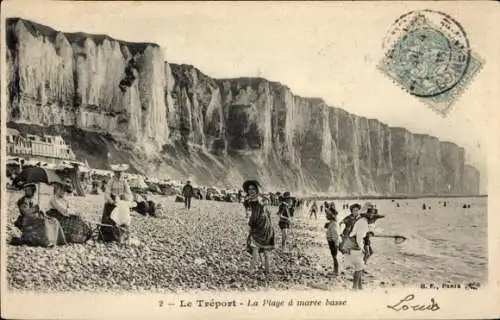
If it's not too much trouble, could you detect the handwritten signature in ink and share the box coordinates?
[387,294,440,312]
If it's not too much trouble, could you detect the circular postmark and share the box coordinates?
[381,10,471,98]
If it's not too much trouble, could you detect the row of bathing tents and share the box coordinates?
[7,157,158,197]
[8,157,87,196]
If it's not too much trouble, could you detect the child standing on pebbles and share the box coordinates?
[277,192,292,252]
[243,180,275,274]
[324,202,340,276]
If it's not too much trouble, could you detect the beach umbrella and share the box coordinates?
[13,166,66,205]
[13,166,64,188]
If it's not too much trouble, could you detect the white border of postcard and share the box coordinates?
[1,1,499,319]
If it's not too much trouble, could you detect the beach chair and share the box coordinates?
[81,219,114,241]
[82,218,130,244]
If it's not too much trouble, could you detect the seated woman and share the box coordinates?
[90,177,101,195]
[14,183,40,231]
[46,179,92,244]
[136,193,159,217]
[12,183,66,247]
[134,192,151,216]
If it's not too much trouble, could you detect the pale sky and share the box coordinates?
[3,1,498,193]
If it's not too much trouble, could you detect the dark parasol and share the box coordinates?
[13,166,65,189]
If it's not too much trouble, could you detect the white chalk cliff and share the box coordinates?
[6,18,480,194]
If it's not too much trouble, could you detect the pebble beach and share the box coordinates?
[5,190,488,293]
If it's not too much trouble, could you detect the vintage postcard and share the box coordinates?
[1,1,499,319]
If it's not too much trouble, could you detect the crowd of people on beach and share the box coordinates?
[11,164,165,247]
[10,160,383,289]
[241,179,386,290]
[9,160,441,291]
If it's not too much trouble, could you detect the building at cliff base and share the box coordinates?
[6,128,76,161]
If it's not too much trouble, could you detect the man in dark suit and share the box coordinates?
[182,180,194,210]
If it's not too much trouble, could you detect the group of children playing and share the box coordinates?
[243,179,384,290]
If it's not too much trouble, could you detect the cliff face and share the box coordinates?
[463,165,480,195]
[5,18,480,194]
[6,18,168,151]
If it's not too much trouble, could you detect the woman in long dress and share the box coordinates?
[243,180,275,273]
[99,165,133,242]
[14,183,39,231]
[46,179,92,243]
[13,183,65,247]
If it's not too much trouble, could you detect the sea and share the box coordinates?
[298,197,488,286]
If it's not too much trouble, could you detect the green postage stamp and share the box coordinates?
[378,9,484,116]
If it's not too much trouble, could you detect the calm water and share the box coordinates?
[300,197,488,285]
